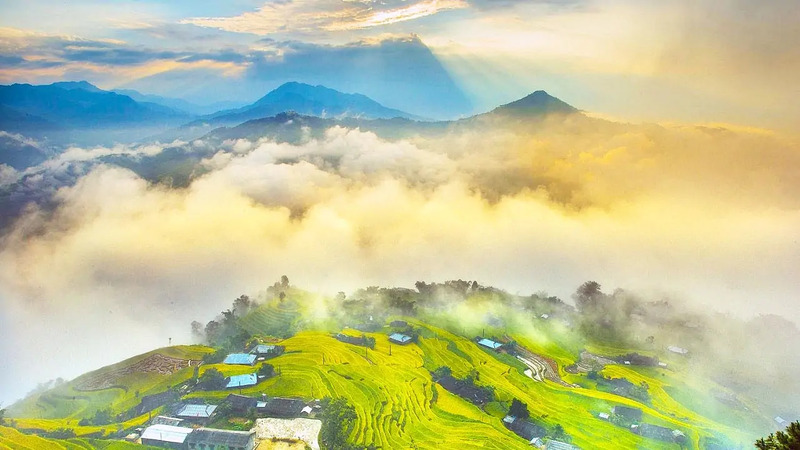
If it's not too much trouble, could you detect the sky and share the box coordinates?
[1,0,799,406]
[0,0,799,126]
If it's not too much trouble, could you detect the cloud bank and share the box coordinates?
[0,117,799,404]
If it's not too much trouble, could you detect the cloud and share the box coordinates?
[0,27,250,84]
[182,0,468,35]
[1,117,799,404]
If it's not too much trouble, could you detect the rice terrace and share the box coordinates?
[1,279,795,449]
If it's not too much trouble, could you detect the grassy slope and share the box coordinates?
[7,345,213,433]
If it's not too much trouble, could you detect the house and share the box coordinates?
[477,338,503,350]
[223,353,257,366]
[546,440,577,450]
[632,423,679,442]
[389,333,412,345]
[598,412,610,420]
[226,373,258,389]
[133,390,179,416]
[225,394,257,413]
[503,415,545,442]
[140,424,193,449]
[186,428,256,450]
[335,333,368,346]
[258,397,307,418]
[150,416,184,427]
[249,344,284,359]
[176,404,217,422]
[667,346,689,355]
[612,405,643,422]
[540,314,550,320]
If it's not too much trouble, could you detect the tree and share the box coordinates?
[199,368,227,391]
[320,398,357,450]
[258,363,275,378]
[0,406,5,425]
[281,275,290,288]
[190,321,204,339]
[232,295,252,316]
[756,421,800,449]
[574,281,603,312]
[92,409,112,425]
[509,398,529,420]
[432,366,452,380]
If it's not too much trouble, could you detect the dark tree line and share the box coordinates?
[756,421,800,450]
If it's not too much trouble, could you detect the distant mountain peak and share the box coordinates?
[49,80,104,93]
[492,90,578,116]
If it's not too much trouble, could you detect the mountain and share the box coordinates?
[488,90,579,117]
[113,88,245,116]
[189,82,421,128]
[0,82,190,132]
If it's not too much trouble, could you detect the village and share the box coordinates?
[113,315,697,450]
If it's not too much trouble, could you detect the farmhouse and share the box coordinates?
[223,353,257,366]
[226,373,258,389]
[133,390,179,416]
[503,415,545,442]
[226,394,258,413]
[249,344,284,359]
[140,424,193,449]
[150,416,184,427]
[546,440,578,450]
[258,397,307,418]
[612,405,643,422]
[335,333,368,346]
[186,428,256,450]
[477,338,503,350]
[176,404,217,422]
[389,333,412,344]
[632,423,680,442]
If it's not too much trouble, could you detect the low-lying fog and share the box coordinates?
[1,116,798,406]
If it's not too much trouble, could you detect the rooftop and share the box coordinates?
[140,424,193,444]
[389,333,411,343]
[187,428,254,447]
[251,344,278,354]
[226,373,258,389]
[224,353,257,365]
[177,404,217,418]
[150,416,184,427]
[477,338,503,349]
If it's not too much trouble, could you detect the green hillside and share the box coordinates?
[3,283,780,449]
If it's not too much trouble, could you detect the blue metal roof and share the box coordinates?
[226,373,258,389]
[478,338,503,349]
[223,353,257,365]
[389,333,411,343]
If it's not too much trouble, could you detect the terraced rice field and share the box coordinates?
[193,319,753,449]
[5,313,768,449]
